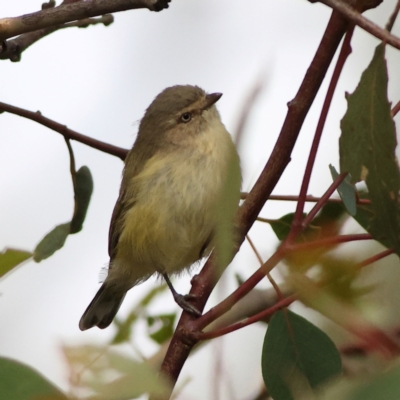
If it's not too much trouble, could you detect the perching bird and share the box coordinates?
[79,85,241,330]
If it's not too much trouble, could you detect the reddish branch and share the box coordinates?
[288,27,354,240]
[0,101,128,160]
[315,0,400,50]
[357,248,396,268]
[197,295,296,340]
[392,100,400,117]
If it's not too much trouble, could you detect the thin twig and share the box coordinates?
[316,0,400,50]
[246,235,283,299]
[0,0,170,41]
[241,192,371,205]
[391,100,400,117]
[301,172,348,228]
[357,248,395,269]
[0,101,127,160]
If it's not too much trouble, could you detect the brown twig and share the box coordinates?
[246,235,283,299]
[241,192,371,205]
[0,0,170,41]
[0,101,128,160]
[301,172,348,227]
[315,0,400,50]
[391,100,400,117]
[156,11,350,398]
[0,14,114,61]
[357,248,395,269]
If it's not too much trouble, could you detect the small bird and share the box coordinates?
[79,85,241,330]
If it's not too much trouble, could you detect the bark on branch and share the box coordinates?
[0,14,113,61]
[0,0,170,41]
[315,0,400,50]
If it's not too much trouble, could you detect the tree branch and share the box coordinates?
[0,14,113,61]
[0,101,128,160]
[0,0,170,41]
[314,0,400,50]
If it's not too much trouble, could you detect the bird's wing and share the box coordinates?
[108,140,160,262]
[108,189,127,260]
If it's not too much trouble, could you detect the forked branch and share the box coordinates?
[0,0,170,41]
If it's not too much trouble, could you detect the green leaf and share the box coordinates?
[0,357,67,400]
[269,213,300,241]
[352,198,392,249]
[0,248,32,278]
[147,313,177,344]
[33,223,71,262]
[329,165,356,216]
[70,166,93,234]
[262,310,342,400]
[340,44,400,254]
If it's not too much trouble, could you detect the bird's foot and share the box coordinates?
[162,273,201,316]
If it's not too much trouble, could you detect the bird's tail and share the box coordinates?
[79,282,126,331]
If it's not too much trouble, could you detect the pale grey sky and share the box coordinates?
[1,1,399,399]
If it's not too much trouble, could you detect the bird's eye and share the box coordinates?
[180,112,192,123]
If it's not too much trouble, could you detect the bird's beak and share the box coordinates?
[204,92,223,110]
